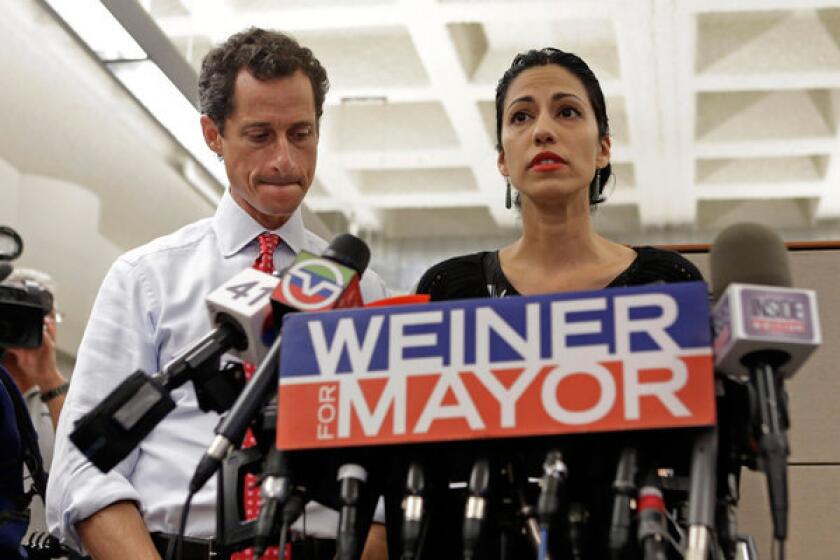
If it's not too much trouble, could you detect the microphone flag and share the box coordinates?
[276,281,716,450]
[712,283,820,381]
[272,250,363,315]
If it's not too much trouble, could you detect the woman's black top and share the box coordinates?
[416,246,703,301]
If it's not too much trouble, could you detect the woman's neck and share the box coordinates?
[498,192,637,295]
[510,195,606,270]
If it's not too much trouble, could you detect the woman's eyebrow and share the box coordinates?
[507,92,583,110]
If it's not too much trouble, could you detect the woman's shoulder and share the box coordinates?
[625,246,704,284]
[415,252,495,300]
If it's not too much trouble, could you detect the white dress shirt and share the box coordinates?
[46,191,389,552]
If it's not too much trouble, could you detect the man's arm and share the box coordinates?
[76,501,160,560]
[47,257,158,552]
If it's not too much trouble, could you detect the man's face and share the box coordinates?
[201,69,318,230]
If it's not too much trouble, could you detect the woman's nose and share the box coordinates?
[532,115,556,145]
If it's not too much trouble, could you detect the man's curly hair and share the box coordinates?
[198,27,329,134]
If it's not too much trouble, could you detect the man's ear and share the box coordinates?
[497,150,509,178]
[200,114,223,156]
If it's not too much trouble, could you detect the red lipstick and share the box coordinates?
[529,151,567,172]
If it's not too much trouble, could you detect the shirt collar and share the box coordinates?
[213,189,307,257]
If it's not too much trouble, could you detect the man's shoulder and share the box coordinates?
[300,228,329,254]
[118,217,215,269]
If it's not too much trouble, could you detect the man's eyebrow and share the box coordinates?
[240,121,271,131]
[240,120,314,131]
[506,92,583,110]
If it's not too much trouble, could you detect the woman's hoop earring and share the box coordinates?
[505,179,512,209]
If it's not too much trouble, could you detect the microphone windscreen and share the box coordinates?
[323,234,371,275]
[710,223,792,301]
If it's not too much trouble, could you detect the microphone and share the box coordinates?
[536,450,566,560]
[608,445,639,558]
[190,234,371,493]
[462,457,491,560]
[276,485,308,556]
[252,447,292,559]
[401,462,425,560]
[70,265,281,472]
[637,479,668,560]
[335,463,368,560]
[710,223,821,543]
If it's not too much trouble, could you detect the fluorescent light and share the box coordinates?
[43,0,226,202]
[44,0,146,61]
[108,59,227,192]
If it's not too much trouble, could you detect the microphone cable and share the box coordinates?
[275,486,307,559]
[165,488,196,560]
[772,537,786,560]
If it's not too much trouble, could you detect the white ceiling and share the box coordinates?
[144,0,840,239]
[6,0,840,358]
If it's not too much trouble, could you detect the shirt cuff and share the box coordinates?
[48,463,142,554]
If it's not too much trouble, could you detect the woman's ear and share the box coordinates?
[596,135,612,169]
[497,150,509,178]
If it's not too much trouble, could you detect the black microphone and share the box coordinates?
[609,445,638,558]
[637,478,668,560]
[710,223,821,544]
[336,463,368,560]
[536,450,566,560]
[276,486,307,556]
[71,259,281,472]
[462,457,490,560]
[253,447,292,559]
[401,462,425,560]
[537,450,567,526]
[190,234,371,493]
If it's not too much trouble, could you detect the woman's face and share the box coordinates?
[498,64,610,207]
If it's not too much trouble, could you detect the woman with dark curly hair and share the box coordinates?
[416,48,701,300]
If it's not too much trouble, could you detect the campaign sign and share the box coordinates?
[276,281,715,450]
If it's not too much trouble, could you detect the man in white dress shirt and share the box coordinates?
[46,28,389,559]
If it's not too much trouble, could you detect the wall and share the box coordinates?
[686,249,840,559]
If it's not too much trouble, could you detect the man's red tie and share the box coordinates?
[233,232,284,560]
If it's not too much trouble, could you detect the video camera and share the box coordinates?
[0,225,53,349]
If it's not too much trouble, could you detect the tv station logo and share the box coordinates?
[276,282,716,450]
[279,254,355,311]
[742,288,812,337]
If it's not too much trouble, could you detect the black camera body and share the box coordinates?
[0,226,50,349]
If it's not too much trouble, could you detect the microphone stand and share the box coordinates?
[190,333,283,493]
[685,427,718,560]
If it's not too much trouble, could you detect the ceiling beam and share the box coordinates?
[101,0,198,105]
[397,0,512,227]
